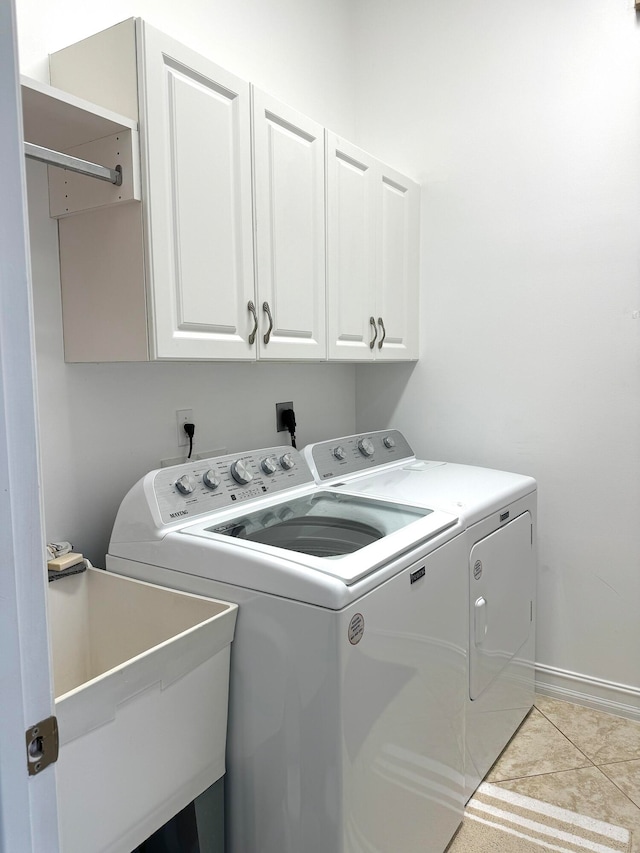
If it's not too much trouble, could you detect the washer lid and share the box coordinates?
[207,491,425,557]
[181,491,459,584]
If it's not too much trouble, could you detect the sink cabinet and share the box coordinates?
[49,567,236,852]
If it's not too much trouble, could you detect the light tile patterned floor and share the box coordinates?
[447,695,640,852]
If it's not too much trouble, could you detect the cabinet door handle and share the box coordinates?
[247,301,258,345]
[377,317,386,349]
[369,316,378,350]
[263,302,274,345]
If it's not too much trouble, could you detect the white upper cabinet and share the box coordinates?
[252,89,326,360]
[375,163,420,360]
[140,25,255,360]
[48,19,420,363]
[326,135,377,361]
[51,19,256,361]
[326,133,419,361]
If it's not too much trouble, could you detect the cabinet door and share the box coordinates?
[375,165,420,361]
[326,133,377,361]
[252,89,326,360]
[139,23,256,360]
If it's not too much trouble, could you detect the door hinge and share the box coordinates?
[26,715,59,776]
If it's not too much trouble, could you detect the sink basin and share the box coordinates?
[48,567,237,853]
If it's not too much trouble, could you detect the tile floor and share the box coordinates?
[447,695,640,852]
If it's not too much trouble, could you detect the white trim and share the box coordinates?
[0,0,59,849]
[536,663,640,722]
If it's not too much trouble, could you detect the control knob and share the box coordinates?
[383,435,396,449]
[261,456,277,475]
[230,459,254,485]
[357,437,375,457]
[280,453,295,470]
[202,470,221,490]
[333,445,346,461]
[175,474,196,495]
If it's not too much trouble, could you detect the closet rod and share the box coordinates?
[24,141,122,186]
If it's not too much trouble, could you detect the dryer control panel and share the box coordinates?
[153,446,314,525]
[305,430,414,482]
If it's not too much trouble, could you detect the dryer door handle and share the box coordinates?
[474,596,487,646]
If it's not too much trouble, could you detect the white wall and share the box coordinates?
[18,0,358,565]
[17,0,640,711]
[17,0,356,135]
[353,0,640,710]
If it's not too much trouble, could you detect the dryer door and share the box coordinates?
[469,511,533,701]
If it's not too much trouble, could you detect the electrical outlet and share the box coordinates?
[176,409,193,446]
[276,401,294,433]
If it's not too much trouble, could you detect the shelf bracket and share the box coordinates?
[24,141,122,186]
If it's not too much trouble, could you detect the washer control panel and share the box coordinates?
[154,446,313,525]
[307,430,415,482]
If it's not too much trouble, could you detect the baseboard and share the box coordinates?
[535,663,640,722]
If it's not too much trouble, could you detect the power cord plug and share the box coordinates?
[183,422,195,459]
[281,408,297,449]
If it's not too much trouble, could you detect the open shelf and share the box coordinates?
[21,75,137,150]
[20,76,141,216]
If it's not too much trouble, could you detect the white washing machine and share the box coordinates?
[303,430,537,801]
[106,444,468,853]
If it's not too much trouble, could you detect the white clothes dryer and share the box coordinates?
[107,444,467,853]
[303,430,537,801]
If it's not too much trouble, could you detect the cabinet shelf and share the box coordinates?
[21,75,140,217]
[21,75,136,151]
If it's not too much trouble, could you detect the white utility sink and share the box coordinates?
[48,567,237,853]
